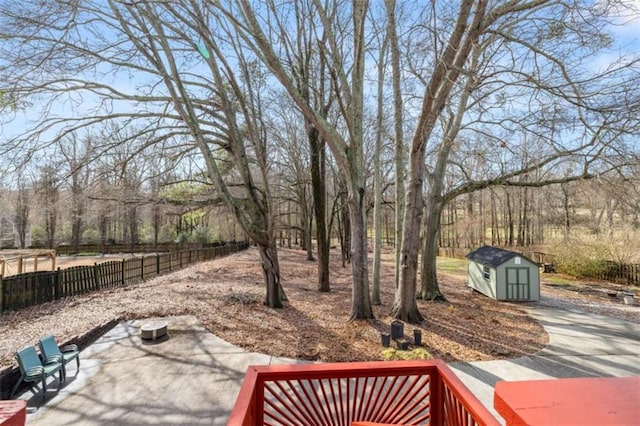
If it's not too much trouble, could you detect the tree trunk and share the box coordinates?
[14,181,29,249]
[309,126,330,292]
[348,184,374,320]
[490,189,497,245]
[561,182,571,237]
[337,191,351,267]
[347,0,373,320]
[385,0,405,289]
[394,0,483,320]
[392,152,424,322]
[305,213,314,261]
[258,243,283,308]
[372,33,387,306]
[479,191,485,246]
[466,193,474,247]
[506,190,514,246]
[419,196,446,301]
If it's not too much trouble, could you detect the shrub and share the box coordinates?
[552,239,611,279]
[81,228,100,245]
[189,225,210,243]
[29,225,46,247]
[380,348,432,361]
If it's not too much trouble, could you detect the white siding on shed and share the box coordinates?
[468,261,498,299]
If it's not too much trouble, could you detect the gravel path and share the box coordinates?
[538,288,639,323]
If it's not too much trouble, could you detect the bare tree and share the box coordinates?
[391,1,640,321]
[384,0,406,289]
[37,165,59,249]
[371,19,388,306]
[59,134,93,254]
[268,102,315,260]
[0,0,286,307]
[13,175,30,249]
[218,0,374,319]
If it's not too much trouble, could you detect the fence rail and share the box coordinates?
[0,242,249,314]
[54,242,229,256]
[599,261,640,286]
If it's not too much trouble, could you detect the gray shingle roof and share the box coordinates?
[466,246,533,267]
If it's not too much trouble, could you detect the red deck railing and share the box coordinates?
[228,359,500,426]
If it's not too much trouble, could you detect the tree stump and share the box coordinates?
[140,321,168,341]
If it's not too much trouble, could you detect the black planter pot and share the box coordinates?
[396,339,410,350]
[414,329,422,346]
[390,321,404,340]
[381,333,391,348]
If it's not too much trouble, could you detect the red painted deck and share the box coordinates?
[0,400,26,426]
[494,376,640,425]
[228,359,500,426]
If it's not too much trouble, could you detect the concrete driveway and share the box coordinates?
[450,306,640,422]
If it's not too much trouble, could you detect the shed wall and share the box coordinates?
[495,257,540,301]
[468,260,497,299]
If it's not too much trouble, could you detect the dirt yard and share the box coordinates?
[1,247,637,368]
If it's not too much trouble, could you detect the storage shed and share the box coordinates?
[466,246,540,301]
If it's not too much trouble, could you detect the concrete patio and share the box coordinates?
[13,306,640,425]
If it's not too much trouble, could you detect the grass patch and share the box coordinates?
[436,257,467,274]
[544,276,574,285]
[57,252,102,257]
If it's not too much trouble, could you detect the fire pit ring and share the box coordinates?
[141,321,168,341]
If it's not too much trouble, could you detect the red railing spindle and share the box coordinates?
[387,375,429,424]
[356,376,370,420]
[372,375,406,422]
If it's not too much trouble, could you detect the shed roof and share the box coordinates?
[466,246,534,267]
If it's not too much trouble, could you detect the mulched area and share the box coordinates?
[0,247,552,367]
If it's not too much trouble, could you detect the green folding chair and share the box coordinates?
[10,346,63,404]
[38,335,80,382]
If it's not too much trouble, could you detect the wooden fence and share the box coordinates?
[54,242,224,256]
[0,242,249,314]
[599,261,640,286]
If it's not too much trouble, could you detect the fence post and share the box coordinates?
[140,257,144,280]
[93,263,100,291]
[0,275,3,314]
[157,254,160,276]
[121,259,126,286]
[54,268,61,300]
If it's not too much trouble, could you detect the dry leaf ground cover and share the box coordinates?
[1,247,637,368]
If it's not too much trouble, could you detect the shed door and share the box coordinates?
[505,267,530,300]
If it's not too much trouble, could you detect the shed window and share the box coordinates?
[483,266,490,281]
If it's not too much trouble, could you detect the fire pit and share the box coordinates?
[140,321,168,341]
